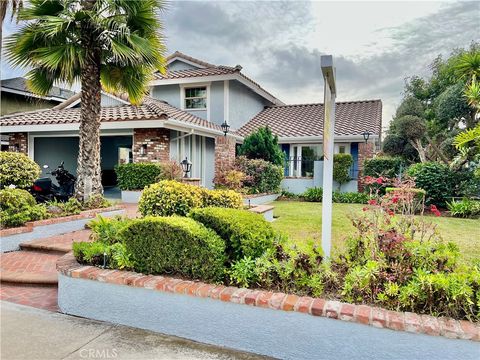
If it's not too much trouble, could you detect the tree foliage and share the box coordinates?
[238,126,285,165]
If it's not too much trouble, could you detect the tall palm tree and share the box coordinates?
[0,0,23,56]
[6,0,166,200]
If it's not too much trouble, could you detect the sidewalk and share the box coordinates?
[1,301,267,360]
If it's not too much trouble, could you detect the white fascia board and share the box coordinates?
[277,134,379,144]
[149,74,284,106]
[164,118,244,141]
[166,57,206,69]
[1,87,66,102]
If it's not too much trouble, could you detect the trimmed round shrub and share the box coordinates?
[0,188,46,227]
[139,180,203,216]
[190,207,276,261]
[120,216,226,282]
[139,180,243,217]
[407,162,455,206]
[201,188,243,209]
[0,152,40,189]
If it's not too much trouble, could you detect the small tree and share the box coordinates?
[333,154,353,191]
[238,126,284,165]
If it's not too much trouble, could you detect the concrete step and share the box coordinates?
[19,229,92,254]
[0,270,58,286]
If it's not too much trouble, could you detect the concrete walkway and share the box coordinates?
[1,301,267,360]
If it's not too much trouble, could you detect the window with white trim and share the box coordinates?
[184,87,207,109]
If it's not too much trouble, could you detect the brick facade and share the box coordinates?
[214,135,236,177]
[357,142,375,192]
[132,128,170,163]
[8,132,28,154]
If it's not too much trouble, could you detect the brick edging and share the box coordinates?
[56,253,479,342]
[0,205,125,237]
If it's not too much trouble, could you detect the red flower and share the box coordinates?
[392,196,399,204]
[368,199,377,206]
[362,207,368,212]
[430,204,441,217]
[376,177,383,184]
[387,209,395,216]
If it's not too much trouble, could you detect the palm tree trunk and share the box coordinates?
[75,20,102,200]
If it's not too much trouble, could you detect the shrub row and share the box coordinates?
[115,161,182,191]
[139,180,243,216]
[303,187,370,204]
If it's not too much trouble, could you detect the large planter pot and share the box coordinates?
[121,190,143,204]
[0,206,125,253]
[57,255,479,360]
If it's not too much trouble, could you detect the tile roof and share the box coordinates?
[237,100,382,138]
[0,97,222,132]
[155,51,283,105]
[1,77,76,100]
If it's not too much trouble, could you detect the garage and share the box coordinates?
[33,135,132,187]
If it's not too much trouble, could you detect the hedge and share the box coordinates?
[115,163,163,191]
[406,162,455,206]
[363,156,404,179]
[139,180,242,217]
[0,152,40,189]
[190,207,276,261]
[120,216,226,282]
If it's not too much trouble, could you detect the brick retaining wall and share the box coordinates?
[57,253,479,342]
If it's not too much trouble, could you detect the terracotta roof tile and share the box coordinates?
[0,97,222,132]
[237,100,382,138]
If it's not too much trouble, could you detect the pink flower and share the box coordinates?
[376,177,383,184]
[368,199,377,206]
[392,196,399,204]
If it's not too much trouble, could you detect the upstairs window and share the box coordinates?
[184,87,207,109]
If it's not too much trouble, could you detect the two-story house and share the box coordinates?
[0,51,381,192]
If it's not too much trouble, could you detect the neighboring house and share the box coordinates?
[0,51,381,192]
[1,77,76,116]
[237,100,382,193]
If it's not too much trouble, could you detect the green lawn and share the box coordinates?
[271,201,480,265]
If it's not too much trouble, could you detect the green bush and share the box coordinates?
[447,198,480,218]
[303,187,323,202]
[190,207,276,262]
[363,156,404,179]
[237,126,285,166]
[115,163,163,191]
[139,180,242,217]
[0,188,46,227]
[0,152,41,189]
[407,162,455,206]
[333,191,371,204]
[88,215,131,244]
[139,180,203,216]
[333,154,353,189]
[120,216,226,282]
[201,188,243,209]
[235,156,283,194]
[73,241,134,270]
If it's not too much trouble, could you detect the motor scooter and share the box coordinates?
[31,161,76,202]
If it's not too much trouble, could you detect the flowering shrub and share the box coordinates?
[337,179,479,320]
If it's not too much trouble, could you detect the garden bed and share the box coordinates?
[0,205,125,252]
[57,252,479,360]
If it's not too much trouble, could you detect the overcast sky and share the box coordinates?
[1,1,479,128]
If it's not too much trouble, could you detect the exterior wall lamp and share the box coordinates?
[221,120,230,136]
[362,131,371,144]
[139,144,147,156]
[181,157,192,178]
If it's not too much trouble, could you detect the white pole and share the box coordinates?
[321,55,336,258]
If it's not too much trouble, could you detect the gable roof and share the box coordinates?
[152,51,284,106]
[1,77,76,102]
[0,97,224,135]
[237,100,382,140]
